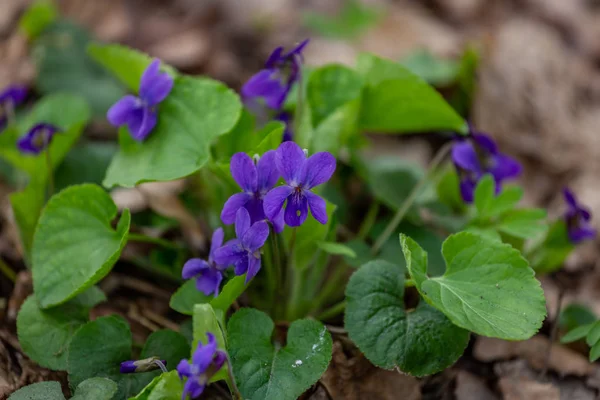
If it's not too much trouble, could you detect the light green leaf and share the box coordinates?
[317,241,356,258]
[32,184,130,308]
[307,64,364,127]
[67,315,154,399]
[251,121,285,155]
[17,288,103,371]
[103,76,242,188]
[497,208,547,239]
[586,321,600,347]
[33,22,126,117]
[561,323,594,344]
[19,0,57,39]
[400,50,459,87]
[8,381,65,400]
[529,220,574,273]
[227,308,332,400]
[192,304,228,383]
[210,275,247,314]
[590,341,600,362]
[71,378,118,400]
[356,53,466,134]
[345,260,469,376]
[169,280,211,315]
[486,186,523,217]
[311,99,360,156]
[131,371,183,400]
[10,175,45,257]
[401,232,546,340]
[473,175,494,216]
[87,44,177,93]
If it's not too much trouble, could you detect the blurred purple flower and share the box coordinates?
[242,39,309,111]
[182,228,228,297]
[221,151,283,233]
[563,188,596,244]
[107,59,173,141]
[276,112,293,142]
[17,123,60,155]
[263,141,335,227]
[177,333,226,400]
[452,129,521,203]
[0,85,27,129]
[213,208,269,283]
[120,357,166,373]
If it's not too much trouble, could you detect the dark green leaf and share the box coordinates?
[141,330,190,376]
[71,378,118,400]
[54,141,117,191]
[317,241,356,258]
[586,321,600,347]
[559,304,596,332]
[32,184,130,308]
[345,260,469,376]
[8,381,65,400]
[169,280,211,316]
[560,323,594,344]
[228,308,332,400]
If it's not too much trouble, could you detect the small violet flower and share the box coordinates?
[0,85,27,128]
[241,39,309,111]
[17,123,61,155]
[221,151,283,233]
[107,59,173,141]
[563,188,596,244]
[182,228,227,297]
[452,129,521,203]
[120,357,166,373]
[177,333,226,400]
[264,141,336,227]
[213,208,269,283]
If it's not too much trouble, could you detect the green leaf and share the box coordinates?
[192,304,229,383]
[87,44,177,93]
[32,184,130,308]
[310,99,360,156]
[560,323,594,344]
[307,64,364,127]
[8,381,65,400]
[140,330,190,379]
[303,0,382,39]
[33,22,126,117]
[529,220,574,273]
[131,371,183,400]
[227,308,333,400]
[252,122,286,155]
[586,321,600,347]
[345,260,469,376]
[497,209,547,239]
[343,240,372,268]
[67,315,154,399]
[10,175,45,257]
[400,50,459,87]
[559,304,596,332]
[71,378,118,400]
[54,141,117,191]
[317,241,356,258]
[590,341,600,362]
[19,0,58,39]
[0,93,91,176]
[210,275,247,314]
[356,53,466,134]
[17,289,103,371]
[473,175,495,216]
[486,186,523,217]
[169,280,211,315]
[103,76,242,188]
[401,232,546,340]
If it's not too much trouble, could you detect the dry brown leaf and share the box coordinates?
[498,376,560,400]
[454,371,499,400]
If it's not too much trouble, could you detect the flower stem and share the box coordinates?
[44,148,54,199]
[316,300,346,321]
[357,201,379,241]
[225,354,242,400]
[371,141,453,255]
[127,233,179,250]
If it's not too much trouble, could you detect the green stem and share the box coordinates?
[225,354,243,400]
[357,201,379,241]
[263,228,278,309]
[316,300,346,321]
[45,148,54,199]
[0,258,16,282]
[294,61,305,136]
[371,142,453,255]
[405,278,415,288]
[313,262,348,310]
[127,233,180,250]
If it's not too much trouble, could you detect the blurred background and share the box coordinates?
[2,0,600,398]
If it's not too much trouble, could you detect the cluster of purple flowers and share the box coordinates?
[563,188,597,244]
[183,140,336,297]
[242,40,309,142]
[177,333,226,400]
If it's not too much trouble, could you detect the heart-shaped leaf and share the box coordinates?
[401,232,546,340]
[71,378,118,400]
[32,184,130,308]
[227,308,332,400]
[103,75,241,188]
[345,260,469,376]
[356,53,466,134]
[17,287,105,370]
[8,381,65,400]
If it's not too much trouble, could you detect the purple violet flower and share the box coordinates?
[0,85,27,129]
[263,141,335,227]
[107,59,173,142]
[177,333,226,400]
[120,357,167,373]
[452,130,521,203]
[213,208,269,283]
[221,151,284,233]
[276,112,293,142]
[563,188,596,244]
[241,39,309,111]
[17,123,61,155]
[182,228,227,297]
